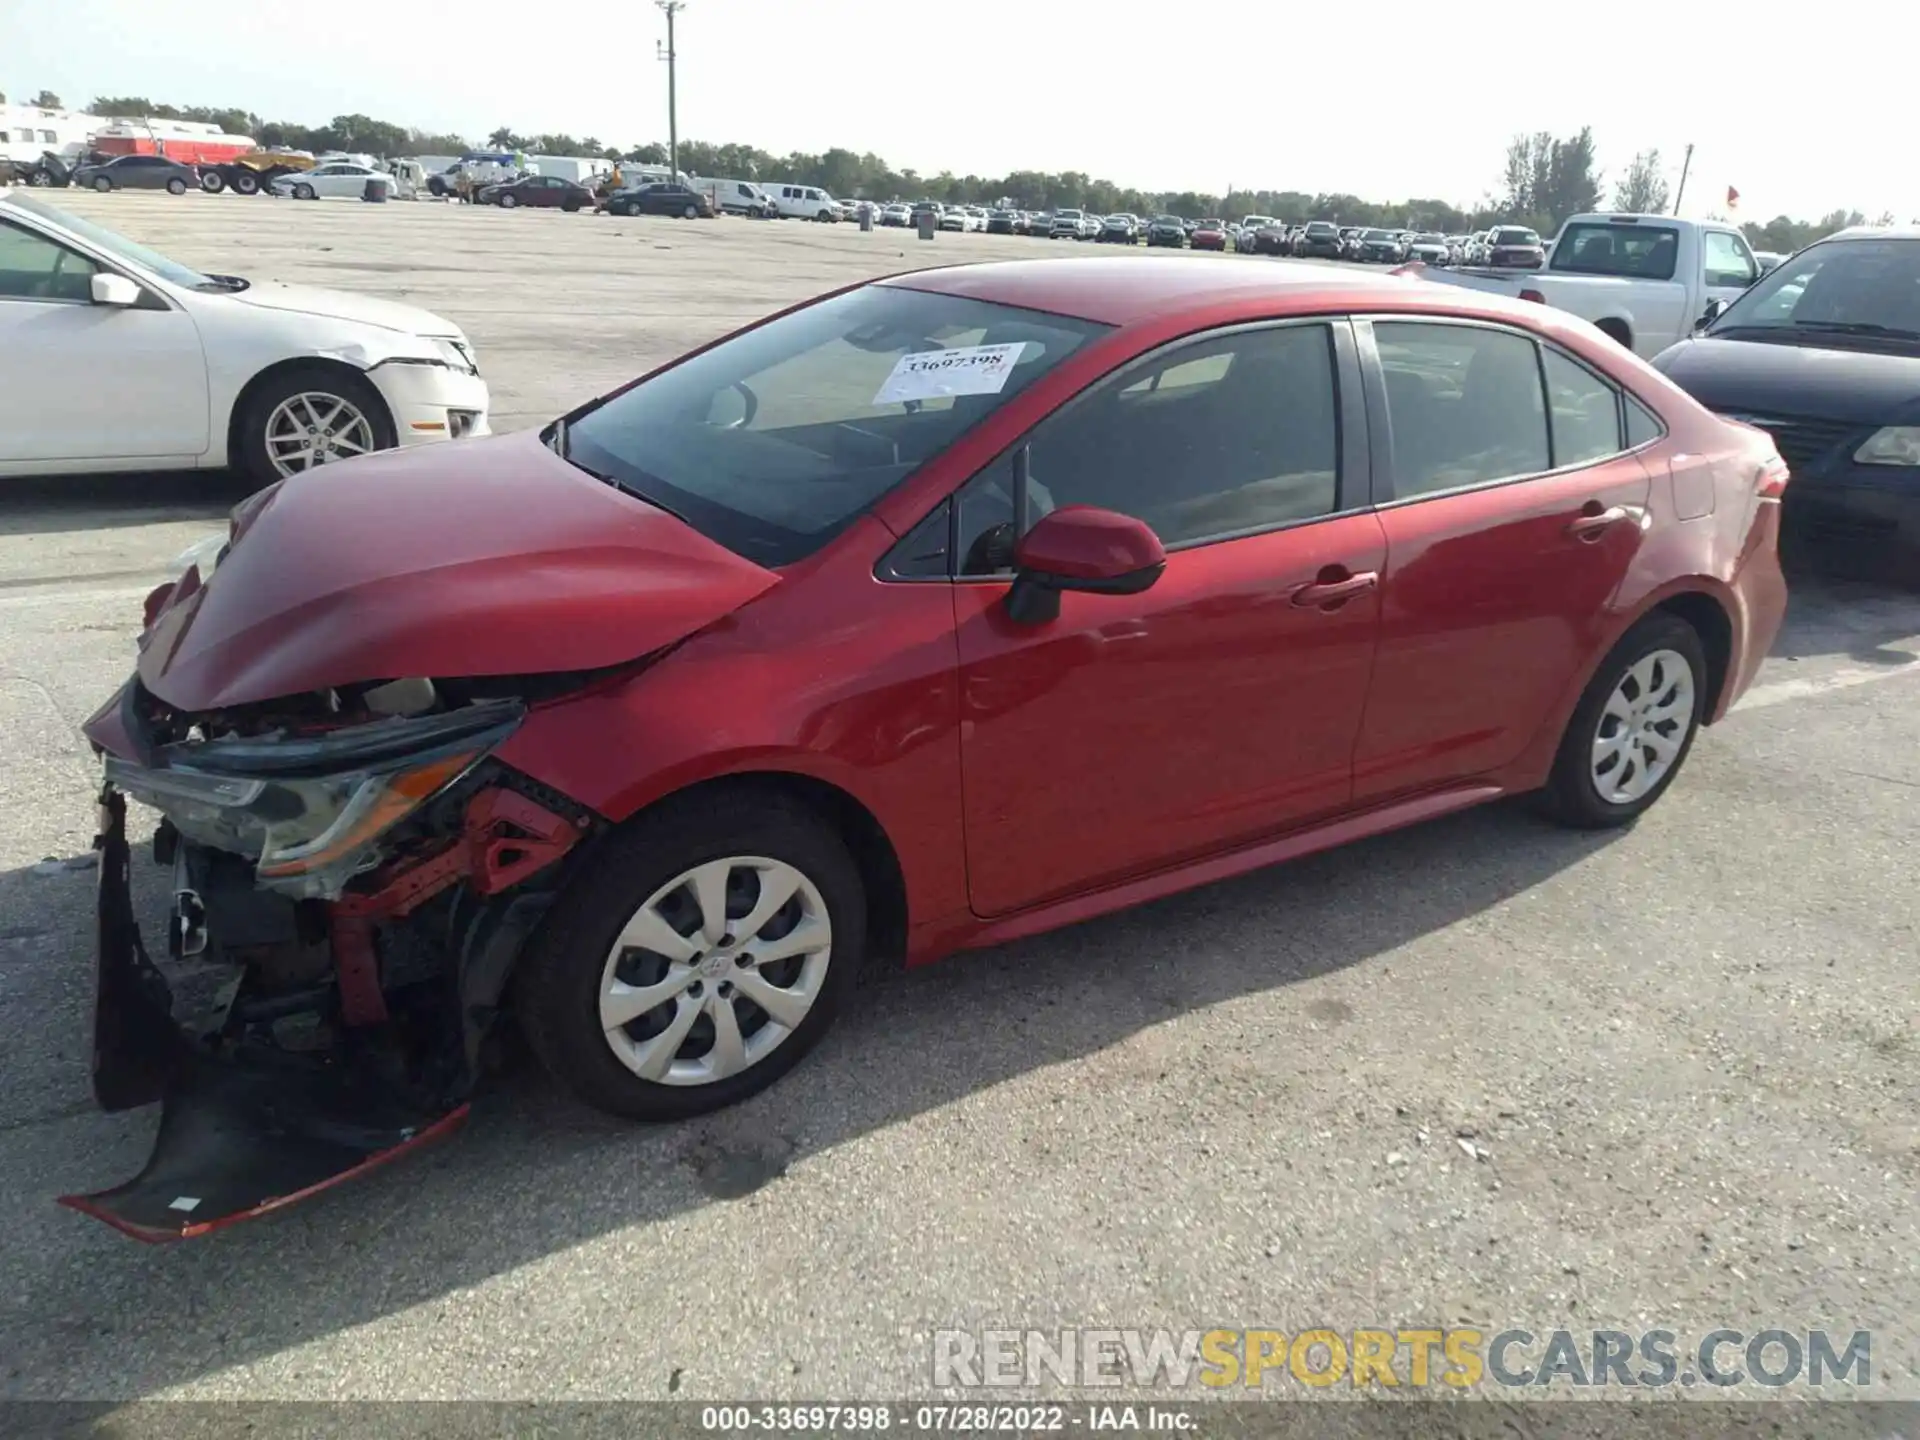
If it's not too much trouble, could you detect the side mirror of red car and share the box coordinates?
[1004,505,1166,626]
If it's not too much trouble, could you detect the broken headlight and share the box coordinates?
[105,700,523,899]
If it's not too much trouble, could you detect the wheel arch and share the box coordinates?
[1591,314,1634,350]
[226,356,395,469]
[596,770,910,977]
[1509,580,1740,791]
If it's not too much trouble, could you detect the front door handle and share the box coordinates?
[1567,503,1630,539]
[1292,570,1379,608]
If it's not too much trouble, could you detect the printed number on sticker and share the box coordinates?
[873,343,1027,405]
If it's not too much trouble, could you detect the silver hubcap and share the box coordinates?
[265,392,375,475]
[1591,648,1695,805]
[599,856,832,1087]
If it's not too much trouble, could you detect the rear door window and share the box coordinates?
[1372,322,1550,497]
[1540,347,1625,467]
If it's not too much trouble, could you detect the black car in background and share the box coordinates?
[986,209,1019,234]
[1295,220,1343,258]
[72,154,200,194]
[1144,215,1187,248]
[1098,213,1139,244]
[1245,220,1291,255]
[1653,229,1920,584]
[485,174,596,211]
[1355,228,1404,263]
[602,181,713,217]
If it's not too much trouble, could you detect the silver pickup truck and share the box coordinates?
[1411,213,1767,359]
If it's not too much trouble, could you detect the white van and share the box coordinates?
[768,182,840,221]
[703,177,773,217]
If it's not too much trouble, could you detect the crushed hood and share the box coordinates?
[138,431,779,711]
[231,282,465,338]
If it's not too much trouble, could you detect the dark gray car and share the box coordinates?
[73,155,200,194]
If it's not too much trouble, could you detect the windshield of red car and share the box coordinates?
[556,285,1110,567]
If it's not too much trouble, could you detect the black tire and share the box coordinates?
[562,200,581,213]
[682,203,697,219]
[166,177,187,195]
[233,365,396,491]
[516,787,867,1121]
[1594,318,1633,350]
[93,175,112,192]
[232,170,260,196]
[292,182,315,201]
[200,171,226,194]
[1533,612,1708,829]
[499,192,517,208]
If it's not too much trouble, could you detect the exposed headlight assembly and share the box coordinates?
[429,337,479,375]
[105,700,523,899]
[1852,426,1920,467]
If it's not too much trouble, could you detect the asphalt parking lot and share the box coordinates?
[1,192,1917,1405]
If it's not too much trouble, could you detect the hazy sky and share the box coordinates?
[2,0,1906,222]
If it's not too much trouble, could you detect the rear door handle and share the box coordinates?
[1291,571,1379,608]
[1566,504,1630,539]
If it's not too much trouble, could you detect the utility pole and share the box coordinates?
[656,1,683,181]
[1671,143,1693,216]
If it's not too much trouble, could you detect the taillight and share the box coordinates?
[1758,454,1790,500]
[1518,288,1546,303]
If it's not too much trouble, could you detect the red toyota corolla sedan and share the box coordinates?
[74,257,1787,1238]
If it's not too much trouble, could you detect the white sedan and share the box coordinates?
[0,191,489,486]
[271,161,394,200]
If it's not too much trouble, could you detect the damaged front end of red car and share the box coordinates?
[71,674,599,1241]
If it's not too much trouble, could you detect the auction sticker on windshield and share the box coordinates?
[873,343,1027,404]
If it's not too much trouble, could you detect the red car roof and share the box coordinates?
[880,255,1554,330]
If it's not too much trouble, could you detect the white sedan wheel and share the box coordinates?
[264,391,377,476]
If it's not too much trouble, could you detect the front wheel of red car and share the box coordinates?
[1534,613,1707,830]
[516,789,867,1121]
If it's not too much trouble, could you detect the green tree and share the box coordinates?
[93,96,174,117]
[31,90,62,108]
[1612,150,1671,214]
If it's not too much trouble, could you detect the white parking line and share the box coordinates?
[1734,648,1920,712]
[0,585,160,610]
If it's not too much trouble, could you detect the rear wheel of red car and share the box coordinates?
[517,789,866,1121]
[499,192,517,208]
[1535,613,1707,829]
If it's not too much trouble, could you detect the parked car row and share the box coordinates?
[855,203,1559,273]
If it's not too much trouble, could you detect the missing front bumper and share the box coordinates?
[61,788,468,1241]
